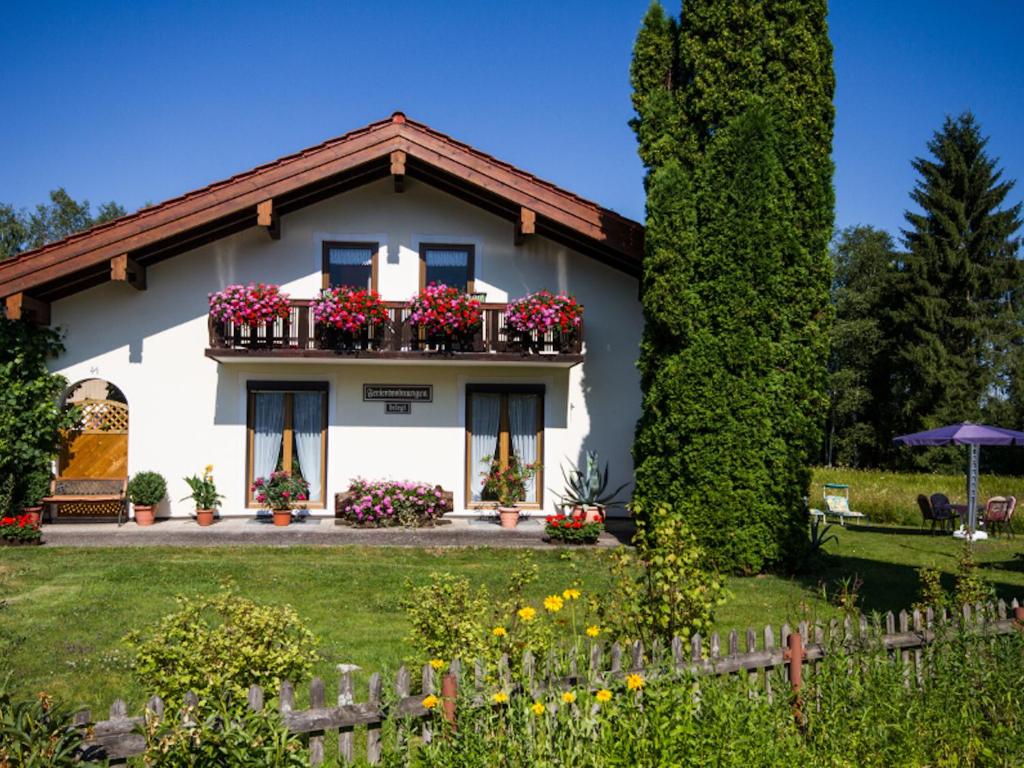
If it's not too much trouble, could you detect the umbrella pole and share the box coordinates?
[968,444,979,537]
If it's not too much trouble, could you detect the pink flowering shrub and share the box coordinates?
[505,290,583,334]
[312,287,390,333]
[251,471,309,511]
[209,283,291,326]
[407,283,482,336]
[336,479,452,527]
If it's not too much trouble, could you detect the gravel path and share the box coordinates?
[38,517,632,549]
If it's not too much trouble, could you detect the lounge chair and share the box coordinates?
[982,496,1016,538]
[821,485,867,526]
[918,494,956,533]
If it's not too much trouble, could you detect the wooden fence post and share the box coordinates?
[1014,605,1024,626]
[786,630,804,727]
[441,673,458,730]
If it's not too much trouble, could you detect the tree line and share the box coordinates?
[0,188,125,260]
[826,113,1022,474]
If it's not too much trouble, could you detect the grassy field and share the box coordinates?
[811,465,1024,528]
[4,529,1024,712]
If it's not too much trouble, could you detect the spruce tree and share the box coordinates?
[889,113,1022,470]
[630,1,834,572]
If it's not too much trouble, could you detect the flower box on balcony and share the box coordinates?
[208,283,291,348]
[407,283,483,352]
[313,287,389,352]
[505,290,583,353]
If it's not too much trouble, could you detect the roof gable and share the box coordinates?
[0,113,643,312]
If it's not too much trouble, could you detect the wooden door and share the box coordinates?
[58,399,129,478]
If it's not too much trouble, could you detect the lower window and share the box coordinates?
[246,382,328,507]
[466,384,544,506]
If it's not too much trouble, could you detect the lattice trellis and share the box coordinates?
[75,399,129,434]
[55,500,124,517]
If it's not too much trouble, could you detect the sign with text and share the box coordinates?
[363,384,433,403]
[385,402,411,415]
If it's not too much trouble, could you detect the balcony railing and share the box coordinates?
[207,300,584,363]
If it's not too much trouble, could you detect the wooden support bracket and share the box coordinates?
[110,254,147,290]
[256,199,281,240]
[514,207,536,246]
[4,293,51,325]
[391,150,406,193]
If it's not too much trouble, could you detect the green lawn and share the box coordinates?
[3,529,1024,712]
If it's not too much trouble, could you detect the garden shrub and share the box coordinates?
[127,471,167,506]
[0,680,97,767]
[337,479,452,527]
[140,699,307,767]
[122,588,318,710]
[402,573,491,668]
[600,509,727,647]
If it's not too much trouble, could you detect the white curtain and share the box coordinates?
[292,393,323,502]
[253,393,285,483]
[425,248,468,267]
[509,395,539,502]
[329,247,373,267]
[470,393,501,501]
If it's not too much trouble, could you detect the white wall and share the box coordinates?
[49,177,643,517]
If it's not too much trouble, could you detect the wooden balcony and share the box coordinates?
[205,300,584,365]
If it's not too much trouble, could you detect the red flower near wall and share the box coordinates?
[312,287,389,333]
[505,290,583,334]
[407,283,482,336]
[209,283,291,326]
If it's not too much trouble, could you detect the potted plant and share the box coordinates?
[481,454,540,529]
[182,465,223,526]
[407,283,483,351]
[20,470,51,526]
[313,286,390,351]
[127,471,167,526]
[251,471,309,526]
[553,451,630,523]
[0,513,43,546]
[505,290,583,352]
[544,513,604,545]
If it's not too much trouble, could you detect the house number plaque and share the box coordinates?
[363,384,433,403]
[385,402,411,415]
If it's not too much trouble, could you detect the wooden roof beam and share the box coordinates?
[515,207,536,246]
[391,150,406,193]
[4,293,50,325]
[256,199,281,240]
[110,254,146,290]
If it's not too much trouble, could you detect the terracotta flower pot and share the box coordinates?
[133,505,156,526]
[272,509,293,527]
[21,506,43,526]
[570,505,605,524]
[195,508,215,526]
[498,506,520,529]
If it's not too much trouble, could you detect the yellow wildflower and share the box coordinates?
[422,695,439,710]
[561,691,576,704]
[585,625,601,638]
[530,701,546,716]
[518,606,536,622]
[204,464,213,474]
[626,673,645,691]
[429,658,445,670]
[543,595,564,613]
[562,588,581,600]
[492,691,509,704]
[492,626,507,637]
[595,689,612,703]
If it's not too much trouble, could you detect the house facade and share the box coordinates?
[0,113,644,520]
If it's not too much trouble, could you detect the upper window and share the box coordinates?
[246,382,328,508]
[466,384,543,506]
[420,244,475,293]
[323,242,378,291]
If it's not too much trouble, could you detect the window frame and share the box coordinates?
[321,241,379,292]
[464,383,544,510]
[419,243,476,293]
[245,381,329,509]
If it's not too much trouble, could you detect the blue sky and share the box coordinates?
[1,1,1021,241]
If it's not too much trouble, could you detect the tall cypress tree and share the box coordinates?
[888,113,1022,470]
[631,1,834,572]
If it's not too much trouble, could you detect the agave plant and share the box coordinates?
[554,451,630,509]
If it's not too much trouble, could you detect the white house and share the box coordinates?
[0,113,645,521]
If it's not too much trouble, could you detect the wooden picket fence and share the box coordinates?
[77,598,1024,765]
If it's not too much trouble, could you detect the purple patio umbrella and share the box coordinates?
[894,422,1024,539]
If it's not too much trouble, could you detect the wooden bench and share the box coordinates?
[334,486,453,525]
[42,478,128,526]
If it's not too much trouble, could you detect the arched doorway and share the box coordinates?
[58,379,129,480]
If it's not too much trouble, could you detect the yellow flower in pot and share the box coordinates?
[182,466,223,526]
